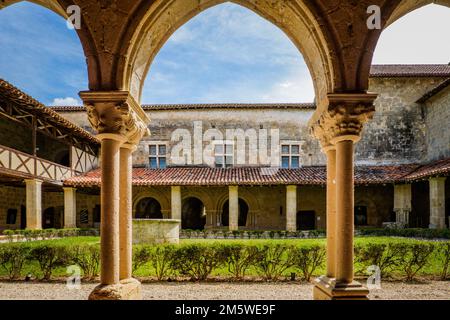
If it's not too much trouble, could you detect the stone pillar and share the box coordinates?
[25,179,42,230]
[81,90,150,300]
[311,93,377,300]
[205,210,217,229]
[334,137,356,284]
[286,185,297,232]
[429,177,447,229]
[161,210,171,219]
[171,186,182,220]
[99,135,124,286]
[119,144,135,281]
[63,187,77,228]
[324,146,336,278]
[393,184,412,227]
[229,185,239,231]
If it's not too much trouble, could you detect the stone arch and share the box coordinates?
[118,0,338,111]
[133,189,170,217]
[181,196,207,230]
[358,1,450,96]
[215,188,261,214]
[134,197,163,219]
[0,0,68,17]
[0,0,101,92]
[386,0,450,27]
[182,189,215,212]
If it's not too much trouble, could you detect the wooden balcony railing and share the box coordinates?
[0,144,74,184]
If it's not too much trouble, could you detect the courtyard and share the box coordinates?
[0,281,448,300]
[0,0,450,303]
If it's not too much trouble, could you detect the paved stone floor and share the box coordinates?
[0,281,448,300]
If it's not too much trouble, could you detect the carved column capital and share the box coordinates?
[311,93,378,146]
[79,91,151,145]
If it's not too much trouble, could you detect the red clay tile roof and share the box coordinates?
[370,64,450,78]
[64,160,450,188]
[405,158,450,180]
[50,103,317,112]
[0,79,99,145]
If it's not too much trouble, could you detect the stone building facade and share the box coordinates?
[1,65,450,232]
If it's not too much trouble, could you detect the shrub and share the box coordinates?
[70,244,100,280]
[29,245,70,280]
[0,244,30,279]
[170,244,224,281]
[355,243,404,278]
[150,245,176,280]
[254,244,296,280]
[437,242,450,280]
[293,245,326,282]
[132,246,153,273]
[396,243,435,282]
[358,228,450,239]
[221,244,259,279]
[2,230,15,242]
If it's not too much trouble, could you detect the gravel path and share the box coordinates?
[0,281,448,300]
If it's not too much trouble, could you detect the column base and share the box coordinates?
[88,278,142,300]
[313,276,369,300]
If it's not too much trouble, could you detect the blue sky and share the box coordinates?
[0,2,449,105]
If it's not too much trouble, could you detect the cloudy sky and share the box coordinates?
[0,2,449,105]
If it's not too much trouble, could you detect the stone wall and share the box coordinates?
[424,85,450,161]
[0,186,26,230]
[56,77,450,167]
[357,77,445,165]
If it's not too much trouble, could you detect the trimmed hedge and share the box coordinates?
[1,228,99,241]
[0,240,449,282]
[357,228,450,239]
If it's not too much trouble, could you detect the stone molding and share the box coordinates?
[80,91,151,145]
[311,93,378,147]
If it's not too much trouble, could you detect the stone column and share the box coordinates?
[286,185,297,232]
[229,185,239,231]
[205,210,217,229]
[171,186,182,220]
[25,179,42,230]
[311,93,377,300]
[99,135,125,286]
[324,146,337,278]
[81,90,150,300]
[333,137,356,284]
[394,184,412,227]
[429,177,447,229]
[63,187,77,228]
[119,144,135,281]
[161,210,171,219]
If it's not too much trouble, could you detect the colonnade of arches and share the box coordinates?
[2,0,449,300]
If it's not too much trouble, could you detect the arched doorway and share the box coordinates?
[182,197,206,230]
[221,198,249,227]
[135,197,163,219]
[42,207,55,229]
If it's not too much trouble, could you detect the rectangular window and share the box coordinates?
[280,144,301,168]
[149,143,167,169]
[214,141,234,168]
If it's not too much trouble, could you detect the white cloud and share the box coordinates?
[50,97,81,106]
